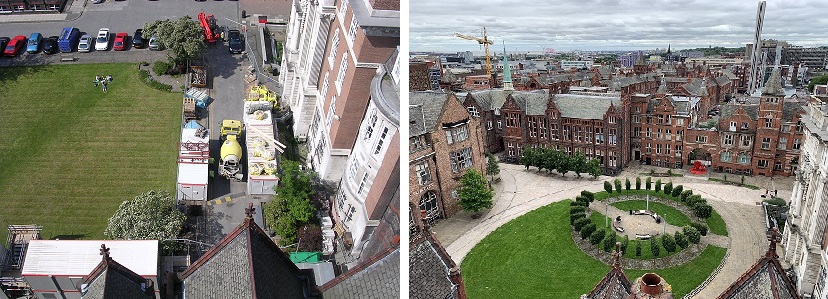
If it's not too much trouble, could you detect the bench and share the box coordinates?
[635,234,652,240]
[60,56,75,62]
[614,226,625,233]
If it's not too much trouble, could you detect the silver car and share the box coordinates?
[78,34,93,52]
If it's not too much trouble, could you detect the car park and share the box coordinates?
[149,34,162,50]
[26,33,42,53]
[42,36,59,54]
[95,28,110,51]
[132,29,145,48]
[113,32,128,51]
[4,35,26,56]
[228,29,242,54]
[78,35,93,52]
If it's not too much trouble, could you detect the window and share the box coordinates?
[656,144,662,154]
[348,159,361,181]
[497,120,502,129]
[634,127,641,138]
[310,109,321,137]
[528,118,538,138]
[793,139,801,150]
[320,72,330,100]
[414,162,431,185]
[738,153,750,164]
[451,189,459,199]
[665,129,671,141]
[721,152,732,162]
[782,125,791,133]
[467,106,480,117]
[551,124,559,140]
[410,136,424,153]
[357,173,369,195]
[796,121,804,132]
[741,135,751,147]
[666,144,671,155]
[326,96,337,129]
[420,192,440,222]
[758,159,769,168]
[677,118,684,126]
[507,143,514,156]
[374,127,389,155]
[657,128,662,139]
[335,55,348,93]
[328,29,340,66]
[762,137,771,150]
[741,122,748,130]
[347,17,359,45]
[563,126,571,141]
[315,135,327,164]
[646,128,651,138]
[775,161,783,170]
[344,204,356,226]
[453,125,468,142]
[450,147,473,172]
[696,135,707,143]
[778,137,787,150]
[364,108,377,141]
[506,113,519,127]
[339,0,349,18]
[609,129,617,145]
[765,117,773,128]
[595,128,604,144]
[540,119,548,139]
[487,121,493,131]
[723,134,733,146]
[658,115,664,124]
[730,121,737,130]
[677,130,683,141]
[494,108,501,115]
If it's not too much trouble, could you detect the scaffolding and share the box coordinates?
[3,225,42,271]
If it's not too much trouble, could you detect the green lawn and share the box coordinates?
[707,210,728,236]
[625,246,727,297]
[0,64,180,242]
[463,200,725,298]
[609,200,693,228]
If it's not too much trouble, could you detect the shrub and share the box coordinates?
[573,217,591,231]
[662,234,676,253]
[636,177,641,190]
[603,232,617,252]
[590,228,606,245]
[581,223,596,239]
[693,204,713,219]
[650,237,661,257]
[570,212,586,225]
[614,179,622,193]
[664,181,673,195]
[667,169,673,176]
[625,178,631,190]
[686,195,706,208]
[570,206,586,215]
[680,190,693,202]
[571,200,589,207]
[690,222,709,236]
[635,240,642,256]
[764,198,787,206]
[620,235,630,253]
[672,185,683,197]
[581,190,595,202]
[645,177,652,190]
[655,179,662,193]
[153,60,170,76]
[675,231,689,249]
[684,225,701,244]
[604,181,613,194]
[138,70,173,92]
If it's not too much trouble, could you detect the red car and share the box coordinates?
[4,35,26,56]
[113,32,128,51]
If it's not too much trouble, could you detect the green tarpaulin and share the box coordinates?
[289,252,321,263]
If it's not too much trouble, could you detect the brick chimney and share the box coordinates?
[630,273,673,299]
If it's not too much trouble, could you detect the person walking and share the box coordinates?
[102,81,108,93]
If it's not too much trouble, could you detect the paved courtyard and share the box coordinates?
[432,162,787,298]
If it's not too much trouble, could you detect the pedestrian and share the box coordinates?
[107,75,112,82]
[95,75,101,82]
[102,81,107,93]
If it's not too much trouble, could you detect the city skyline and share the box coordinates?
[411,0,828,53]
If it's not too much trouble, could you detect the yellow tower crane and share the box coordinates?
[454,27,494,86]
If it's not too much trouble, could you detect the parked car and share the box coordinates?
[148,34,161,51]
[42,36,59,54]
[0,37,9,52]
[228,29,242,54]
[4,35,26,56]
[132,29,145,48]
[95,28,110,51]
[113,32,128,51]
[26,33,42,53]
[78,35,93,52]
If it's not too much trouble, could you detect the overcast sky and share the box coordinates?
[410,0,828,53]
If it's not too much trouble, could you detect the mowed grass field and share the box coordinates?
[0,63,180,242]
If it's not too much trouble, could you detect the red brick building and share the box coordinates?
[409,91,486,224]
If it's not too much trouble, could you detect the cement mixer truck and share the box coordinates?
[218,120,244,181]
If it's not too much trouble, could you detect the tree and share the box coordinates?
[603,232,617,252]
[675,231,689,249]
[620,235,630,253]
[690,222,709,236]
[662,234,677,253]
[264,159,316,245]
[572,151,587,178]
[142,16,207,65]
[636,176,641,190]
[692,204,713,219]
[522,148,534,171]
[672,185,683,198]
[556,152,572,176]
[487,154,500,180]
[655,179,662,193]
[604,181,613,194]
[625,178,631,191]
[588,158,602,179]
[650,237,661,257]
[681,190,693,202]
[457,169,494,216]
[580,190,595,202]
[581,223,597,240]
[683,226,701,244]
[646,177,652,190]
[573,217,591,231]
[614,179,622,193]
[590,228,606,245]
[809,73,828,92]
[104,190,185,253]
[663,181,673,195]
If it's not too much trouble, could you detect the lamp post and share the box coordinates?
[605,199,609,228]
[663,215,666,235]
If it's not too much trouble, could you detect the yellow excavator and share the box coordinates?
[219,120,244,181]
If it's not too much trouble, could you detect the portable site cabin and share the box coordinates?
[243,101,281,195]
[176,124,209,202]
[22,240,160,299]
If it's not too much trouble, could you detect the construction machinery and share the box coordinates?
[197,12,221,43]
[454,27,494,86]
[218,120,244,181]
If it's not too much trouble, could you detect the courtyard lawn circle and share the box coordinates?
[462,200,726,298]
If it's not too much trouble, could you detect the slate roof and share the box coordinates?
[671,98,691,115]
[467,90,508,111]
[720,104,759,121]
[410,91,450,136]
[553,94,620,119]
[715,75,730,86]
[717,229,800,299]
[683,78,708,96]
[180,216,315,299]
[782,102,805,122]
[763,68,785,96]
[585,267,632,299]
[319,248,400,299]
[510,91,550,116]
[80,252,154,299]
[409,233,459,299]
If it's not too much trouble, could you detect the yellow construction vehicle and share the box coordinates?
[218,120,244,181]
[454,27,494,86]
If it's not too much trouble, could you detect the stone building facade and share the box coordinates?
[409,91,486,224]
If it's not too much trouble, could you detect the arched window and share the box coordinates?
[720,152,732,162]
[738,153,750,164]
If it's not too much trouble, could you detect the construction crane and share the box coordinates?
[454,27,494,85]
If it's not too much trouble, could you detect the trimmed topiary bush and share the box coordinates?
[570,206,586,215]
[675,231,689,249]
[664,181,673,195]
[693,204,713,219]
[680,190,693,202]
[571,200,589,208]
[646,177,652,190]
[573,217,591,231]
[590,228,606,245]
[620,235,630,253]
[603,232,617,252]
[690,222,709,236]
[581,223,597,240]
[655,179,662,193]
[570,212,586,225]
[581,191,595,202]
[662,234,676,253]
[614,179,622,193]
[650,237,661,257]
[636,177,641,190]
[672,185,683,197]
[604,181,613,194]
[625,178,631,191]
[684,225,701,244]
